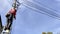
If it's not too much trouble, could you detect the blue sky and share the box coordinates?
[0,0,60,34]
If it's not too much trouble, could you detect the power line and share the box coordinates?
[33,0,58,13]
[22,0,60,20]
[23,4,60,20]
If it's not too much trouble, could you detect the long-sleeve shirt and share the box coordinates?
[8,8,16,19]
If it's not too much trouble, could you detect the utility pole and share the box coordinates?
[0,15,3,34]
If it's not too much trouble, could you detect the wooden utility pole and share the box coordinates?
[0,15,3,34]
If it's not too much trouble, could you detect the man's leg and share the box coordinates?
[5,14,13,30]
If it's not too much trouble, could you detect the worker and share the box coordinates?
[4,0,21,30]
[4,7,17,30]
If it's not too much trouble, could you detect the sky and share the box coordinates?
[0,0,60,34]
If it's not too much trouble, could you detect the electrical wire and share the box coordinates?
[33,0,58,13]
[22,4,60,20]
[22,0,60,20]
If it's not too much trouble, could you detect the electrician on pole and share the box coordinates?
[4,0,21,33]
